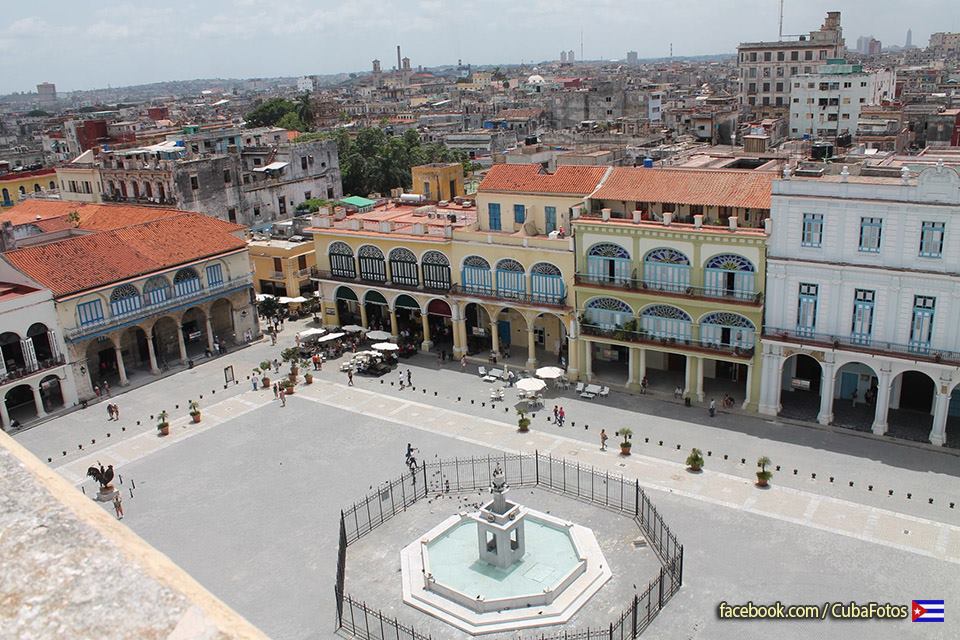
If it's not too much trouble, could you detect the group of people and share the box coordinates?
[398,368,413,389]
[105,403,120,421]
[552,405,566,426]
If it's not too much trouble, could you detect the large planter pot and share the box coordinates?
[620,444,632,456]
[158,424,170,436]
[285,386,295,395]
[688,463,702,473]
[756,473,769,487]
[304,374,313,385]
[191,414,201,423]
[262,376,271,387]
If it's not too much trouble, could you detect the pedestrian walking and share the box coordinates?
[405,443,417,463]
[107,403,114,421]
[673,385,682,400]
[252,377,259,391]
[640,376,648,394]
[558,407,565,427]
[600,429,608,451]
[460,355,467,369]
[398,370,405,389]
[709,398,716,417]
[270,333,277,346]
[279,388,286,407]
[553,405,559,423]
[347,370,354,386]
[272,382,279,399]
[113,404,120,421]
[103,380,111,397]
[273,359,280,373]
[406,369,412,387]
[93,384,101,398]
[113,493,124,520]
[312,354,320,370]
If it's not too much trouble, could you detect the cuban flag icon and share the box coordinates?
[912,600,944,622]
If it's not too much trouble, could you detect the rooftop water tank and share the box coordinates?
[642,158,654,168]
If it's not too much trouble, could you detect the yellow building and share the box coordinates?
[248,236,317,299]
[410,163,464,202]
[54,150,103,203]
[1,169,59,207]
[308,164,609,373]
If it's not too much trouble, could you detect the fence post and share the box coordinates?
[535,450,540,485]
[635,479,640,517]
[679,545,684,587]
[609,621,614,640]
[422,459,427,490]
[658,566,664,610]
[631,594,638,638]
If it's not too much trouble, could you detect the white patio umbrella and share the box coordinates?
[516,378,547,392]
[255,293,274,302]
[286,296,309,303]
[366,330,393,341]
[535,366,565,380]
[372,342,400,351]
[298,328,327,339]
[277,296,295,304]
[342,324,366,333]
[317,332,346,343]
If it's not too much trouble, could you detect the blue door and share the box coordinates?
[839,372,858,402]
[498,320,511,346]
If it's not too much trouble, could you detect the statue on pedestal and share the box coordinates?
[87,462,117,501]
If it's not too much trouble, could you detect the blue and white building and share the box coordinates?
[759,163,960,446]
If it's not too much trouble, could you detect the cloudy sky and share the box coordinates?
[2,0,956,92]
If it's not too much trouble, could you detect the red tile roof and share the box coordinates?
[591,168,774,209]
[479,164,608,196]
[497,108,544,120]
[3,213,246,297]
[0,200,80,225]
[1,200,185,231]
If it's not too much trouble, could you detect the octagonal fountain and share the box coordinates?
[400,465,611,634]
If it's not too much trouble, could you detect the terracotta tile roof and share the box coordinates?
[591,168,774,209]
[479,164,608,196]
[1,201,186,231]
[3,213,246,297]
[0,200,80,225]
[496,108,544,120]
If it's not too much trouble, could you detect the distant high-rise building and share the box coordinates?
[372,59,381,73]
[36,82,56,106]
[905,28,912,48]
[560,50,567,63]
[568,49,575,63]
[626,51,639,65]
[401,57,411,71]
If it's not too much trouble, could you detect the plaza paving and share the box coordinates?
[13,318,960,639]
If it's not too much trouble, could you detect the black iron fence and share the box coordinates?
[334,452,683,640]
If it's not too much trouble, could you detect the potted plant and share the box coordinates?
[756,456,772,487]
[616,428,633,455]
[259,361,272,387]
[686,447,704,472]
[304,370,314,384]
[516,409,530,432]
[156,410,170,436]
[189,400,201,423]
[281,347,300,382]
[282,379,295,395]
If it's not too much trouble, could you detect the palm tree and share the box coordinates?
[295,93,313,128]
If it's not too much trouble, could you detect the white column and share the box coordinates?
[115,346,129,386]
[929,391,950,446]
[205,316,215,353]
[525,328,537,369]
[146,331,160,374]
[758,352,781,415]
[683,356,694,399]
[871,370,892,435]
[176,325,188,363]
[389,308,399,338]
[0,399,10,430]
[584,339,593,381]
[817,360,836,426]
[32,385,47,418]
[742,363,753,409]
[695,356,705,402]
[627,347,638,389]
[490,318,500,356]
[421,313,432,351]
[639,348,647,381]
[566,336,579,379]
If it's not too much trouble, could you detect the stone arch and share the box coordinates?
[119,325,150,373]
[210,298,235,345]
[109,283,142,317]
[33,183,42,193]
[704,253,757,298]
[640,304,692,341]
[0,331,25,372]
[388,246,418,287]
[583,296,634,329]
[49,180,56,190]
[699,311,756,349]
[180,307,209,357]
[26,322,55,363]
[463,302,492,355]
[4,384,37,424]
[393,293,423,313]
[152,316,182,366]
[334,285,361,326]
[39,374,64,412]
[643,247,691,292]
[530,261,564,304]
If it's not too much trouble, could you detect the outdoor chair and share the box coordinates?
[478,366,488,377]
[599,386,610,398]
[576,382,585,394]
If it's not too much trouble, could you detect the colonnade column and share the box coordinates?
[817,360,836,426]
[420,314,432,351]
[929,390,950,446]
[871,369,892,436]
[205,316,215,353]
[115,345,129,386]
[683,356,694,400]
[525,328,537,369]
[359,304,368,330]
[758,351,782,416]
[146,330,160,374]
[583,339,593,381]
[566,337,580,380]
[695,356,705,402]
[627,348,638,390]
[389,308,399,338]
[0,400,10,430]
[176,325,188,363]
[490,320,500,357]
[32,386,47,418]
[741,363,753,409]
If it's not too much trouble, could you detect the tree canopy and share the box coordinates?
[244,94,312,130]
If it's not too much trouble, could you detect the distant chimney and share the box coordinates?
[693,214,703,229]
[728,216,738,231]
[663,212,673,226]
[601,208,611,221]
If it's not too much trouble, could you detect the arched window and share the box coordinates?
[33,183,41,193]
[329,241,355,279]
[640,304,692,342]
[643,248,690,292]
[461,256,492,294]
[700,312,756,349]
[421,250,451,290]
[530,262,564,304]
[173,268,201,297]
[27,322,56,363]
[49,181,56,190]
[143,276,171,306]
[1,188,10,205]
[704,254,756,300]
[586,242,631,285]
[389,247,418,287]
[584,297,633,329]
[495,258,525,299]
[358,245,386,282]
[19,186,26,195]
[110,283,142,317]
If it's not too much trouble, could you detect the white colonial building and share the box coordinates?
[788,61,896,139]
[759,163,960,447]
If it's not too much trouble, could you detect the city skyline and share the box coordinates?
[1,0,958,93]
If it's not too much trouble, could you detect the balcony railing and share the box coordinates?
[0,354,67,385]
[449,284,567,308]
[574,274,763,305]
[763,326,960,366]
[65,275,252,341]
[579,323,755,359]
[310,268,451,294]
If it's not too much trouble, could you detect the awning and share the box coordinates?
[253,161,289,173]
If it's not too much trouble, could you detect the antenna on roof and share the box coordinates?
[778,0,784,40]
